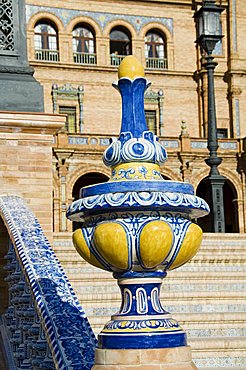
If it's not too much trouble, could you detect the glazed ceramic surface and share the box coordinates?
[67,56,209,350]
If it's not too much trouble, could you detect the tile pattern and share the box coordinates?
[26,5,173,34]
[0,195,97,370]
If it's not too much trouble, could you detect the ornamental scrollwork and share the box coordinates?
[0,0,14,51]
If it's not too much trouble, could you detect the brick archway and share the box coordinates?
[72,172,109,231]
[196,176,239,233]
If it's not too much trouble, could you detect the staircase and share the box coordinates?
[53,232,246,369]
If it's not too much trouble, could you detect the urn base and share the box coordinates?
[93,346,198,369]
[98,275,187,350]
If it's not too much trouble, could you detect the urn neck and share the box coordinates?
[114,277,168,318]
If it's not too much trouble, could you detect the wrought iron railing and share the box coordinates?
[35,49,60,62]
[0,195,96,369]
[146,57,168,70]
[73,52,97,65]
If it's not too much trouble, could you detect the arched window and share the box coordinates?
[110,27,132,66]
[73,25,96,65]
[34,21,59,62]
[145,30,167,69]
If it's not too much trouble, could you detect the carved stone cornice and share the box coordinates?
[227,87,242,99]
[0,65,34,75]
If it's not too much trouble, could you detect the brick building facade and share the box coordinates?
[25,0,246,233]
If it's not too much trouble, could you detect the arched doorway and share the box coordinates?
[196,177,239,233]
[223,179,239,233]
[72,172,109,230]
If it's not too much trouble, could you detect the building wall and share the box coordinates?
[24,0,246,233]
[25,0,233,136]
[0,112,65,241]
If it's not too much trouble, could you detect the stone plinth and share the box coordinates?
[0,0,44,112]
[93,346,198,369]
[0,111,65,242]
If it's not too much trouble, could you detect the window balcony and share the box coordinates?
[110,54,126,66]
[35,49,59,62]
[73,52,97,65]
[146,57,168,70]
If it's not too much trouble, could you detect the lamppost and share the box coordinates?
[194,0,225,232]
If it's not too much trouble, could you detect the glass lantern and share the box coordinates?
[195,0,224,55]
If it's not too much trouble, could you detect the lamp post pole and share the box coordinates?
[195,0,225,232]
[204,53,225,232]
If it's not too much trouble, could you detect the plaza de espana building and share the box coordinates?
[25,0,246,234]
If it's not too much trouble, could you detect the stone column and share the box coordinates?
[0,0,44,112]
[227,87,242,138]
[96,37,109,66]
[158,90,164,136]
[56,156,69,232]
[0,112,65,242]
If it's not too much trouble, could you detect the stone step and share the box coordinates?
[58,262,246,279]
[69,278,246,289]
[198,368,244,370]
[88,314,246,338]
[54,256,246,275]
[89,311,246,322]
[73,288,246,301]
[170,267,246,276]
[191,337,246,368]
[54,245,246,263]
[82,301,246,315]
[88,311,246,325]
[199,242,246,249]
[53,233,246,252]
[53,232,246,368]
[53,239,246,265]
[63,271,246,286]
[54,246,246,260]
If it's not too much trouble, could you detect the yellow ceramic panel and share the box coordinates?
[168,223,203,271]
[118,55,145,79]
[94,222,128,270]
[140,221,173,268]
[111,162,162,181]
[72,229,107,270]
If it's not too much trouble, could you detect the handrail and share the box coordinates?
[110,54,125,66]
[0,195,96,369]
[146,57,168,69]
[35,49,60,62]
[73,52,97,65]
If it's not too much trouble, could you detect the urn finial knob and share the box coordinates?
[118,55,145,79]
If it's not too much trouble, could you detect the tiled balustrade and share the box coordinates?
[0,195,96,369]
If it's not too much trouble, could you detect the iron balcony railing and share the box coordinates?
[73,52,97,65]
[146,57,168,70]
[35,49,59,62]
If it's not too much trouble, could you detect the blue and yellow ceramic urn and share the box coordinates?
[67,56,209,350]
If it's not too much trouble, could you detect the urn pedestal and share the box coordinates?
[67,56,209,369]
[93,347,197,369]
